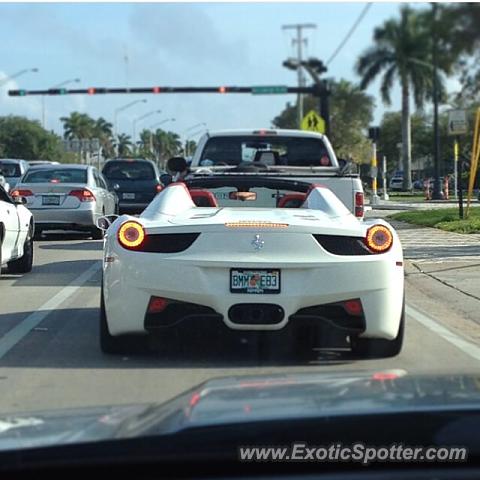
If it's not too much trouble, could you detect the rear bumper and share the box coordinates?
[118,202,150,214]
[31,206,96,229]
[103,250,404,340]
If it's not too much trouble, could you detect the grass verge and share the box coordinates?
[389,207,480,234]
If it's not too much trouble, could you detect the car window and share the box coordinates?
[200,136,332,167]
[22,168,88,184]
[103,161,156,180]
[0,162,21,177]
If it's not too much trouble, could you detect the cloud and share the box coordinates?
[128,4,249,71]
[0,73,42,122]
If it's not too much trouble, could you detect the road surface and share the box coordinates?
[0,217,479,413]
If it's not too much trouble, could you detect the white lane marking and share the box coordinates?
[0,262,101,360]
[406,304,480,362]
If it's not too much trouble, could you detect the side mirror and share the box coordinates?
[167,157,188,173]
[13,196,27,205]
[96,214,119,231]
[160,173,173,186]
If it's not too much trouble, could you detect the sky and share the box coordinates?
[0,2,440,143]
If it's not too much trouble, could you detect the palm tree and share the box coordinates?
[60,112,95,140]
[116,133,132,157]
[153,130,182,162]
[94,117,114,158]
[356,6,441,190]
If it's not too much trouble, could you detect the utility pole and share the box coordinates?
[282,23,316,128]
[431,2,442,200]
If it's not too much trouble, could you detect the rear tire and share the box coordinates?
[350,298,405,359]
[7,225,34,274]
[100,287,147,354]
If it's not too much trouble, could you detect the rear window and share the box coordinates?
[0,162,21,177]
[23,168,87,184]
[199,136,331,167]
[103,161,156,180]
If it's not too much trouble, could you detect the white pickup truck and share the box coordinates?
[188,129,365,218]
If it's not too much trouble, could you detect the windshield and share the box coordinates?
[22,168,87,183]
[1,0,480,465]
[0,162,21,177]
[200,136,332,166]
[103,161,156,180]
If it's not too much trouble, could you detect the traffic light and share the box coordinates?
[87,87,96,95]
[152,87,161,93]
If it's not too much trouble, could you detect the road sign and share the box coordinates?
[251,85,288,95]
[448,109,467,136]
[301,110,325,134]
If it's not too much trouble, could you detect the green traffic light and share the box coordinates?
[59,88,67,95]
[18,90,26,96]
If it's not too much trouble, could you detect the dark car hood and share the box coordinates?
[2,369,480,451]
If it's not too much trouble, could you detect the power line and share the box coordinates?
[326,3,372,66]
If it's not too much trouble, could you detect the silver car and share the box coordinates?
[11,164,118,239]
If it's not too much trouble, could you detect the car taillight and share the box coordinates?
[147,296,169,313]
[117,221,146,249]
[365,224,393,253]
[69,189,95,202]
[10,189,33,197]
[354,191,364,218]
[156,184,163,193]
[342,299,363,316]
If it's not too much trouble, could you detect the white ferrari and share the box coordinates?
[99,169,404,358]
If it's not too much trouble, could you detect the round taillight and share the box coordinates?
[365,225,393,253]
[118,221,145,249]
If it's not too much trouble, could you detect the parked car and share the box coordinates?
[0,184,34,275]
[102,158,163,214]
[0,159,30,190]
[11,164,117,239]
[389,175,404,191]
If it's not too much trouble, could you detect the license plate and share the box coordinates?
[230,269,281,294]
[42,195,60,206]
[122,193,135,200]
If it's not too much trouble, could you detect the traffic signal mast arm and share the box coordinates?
[9,86,317,96]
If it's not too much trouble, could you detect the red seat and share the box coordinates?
[277,193,306,208]
[190,189,219,207]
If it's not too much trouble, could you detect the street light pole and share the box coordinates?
[149,119,176,165]
[282,24,316,127]
[132,109,162,153]
[113,99,148,140]
[431,2,442,200]
[42,77,80,129]
[0,67,38,87]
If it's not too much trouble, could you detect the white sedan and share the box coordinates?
[0,185,34,275]
[99,173,404,358]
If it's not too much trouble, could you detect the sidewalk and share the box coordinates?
[366,197,479,211]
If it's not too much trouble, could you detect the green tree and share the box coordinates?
[272,79,374,164]
[356,6,447,190]
[0,116,65,162]
[60,112,96,140]
[94,117,114,158]
[437,3,480,101]
[153,130,182,162]
[115,133,132,157]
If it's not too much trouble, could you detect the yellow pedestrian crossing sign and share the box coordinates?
[301,110,325,134]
